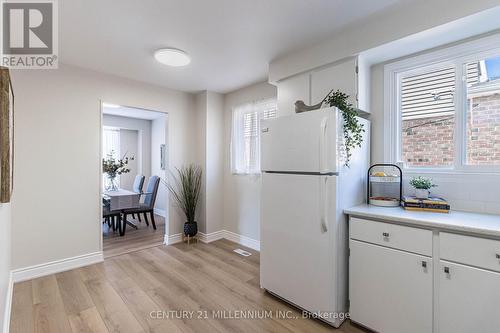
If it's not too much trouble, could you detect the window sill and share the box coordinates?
[231,172,262,176]
[401,168,500,177]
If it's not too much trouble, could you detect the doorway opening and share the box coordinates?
[100,102,169,258]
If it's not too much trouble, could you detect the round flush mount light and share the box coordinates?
[154,48,191,67]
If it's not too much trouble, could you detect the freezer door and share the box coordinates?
[261,107,338,173]
[260,173,338,323]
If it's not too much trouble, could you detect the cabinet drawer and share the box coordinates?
[440,233,500,272]
[350,217,432,256]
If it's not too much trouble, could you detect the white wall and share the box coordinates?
[269,0,500,82]
[10,64,196,270]
[223,82,277,241]
[0,203,11,333]
[103,114,152,188]
[194,92,207,232]
[151,115,168,215]
[192,91,225,234]
[205,92,225,234]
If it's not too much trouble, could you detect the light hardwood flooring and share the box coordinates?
[10,239,370,333]
[103,214,165,258]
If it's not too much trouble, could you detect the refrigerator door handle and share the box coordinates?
[320,176,328,232]
[319,117,329,173]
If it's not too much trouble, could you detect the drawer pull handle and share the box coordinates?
[382,232,390,237]
[444,266,450,274]
[496,254,500,259]
[421,261,427,268]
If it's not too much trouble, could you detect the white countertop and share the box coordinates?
[345,204,500,238]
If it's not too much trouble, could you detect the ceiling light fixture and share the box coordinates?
[102,103,120,108]
[154,48,191,67]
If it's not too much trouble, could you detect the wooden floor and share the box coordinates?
[10,239,370,333]
[103,214,165,258]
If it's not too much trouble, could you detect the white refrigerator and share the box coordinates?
[260,107,370,327]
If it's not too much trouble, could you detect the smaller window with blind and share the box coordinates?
[231,98,277,174]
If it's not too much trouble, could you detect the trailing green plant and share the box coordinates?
[102,151,134,178]
[324,90,364,166]
[409,176,437,190]
[165,164,202,224]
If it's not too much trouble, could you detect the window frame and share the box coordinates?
[384,33,500,175]
[231,98,277,175]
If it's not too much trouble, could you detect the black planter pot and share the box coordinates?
[184,221,198,237]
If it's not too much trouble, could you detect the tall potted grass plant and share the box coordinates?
[165,164,202,237]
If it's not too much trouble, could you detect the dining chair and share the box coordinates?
[131,175,145,221]
[121,175,160,236]
[103,202,121,233]
[132,174,145,193]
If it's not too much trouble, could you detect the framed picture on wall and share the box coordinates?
[0,67,14,203]
[160,144,166,170]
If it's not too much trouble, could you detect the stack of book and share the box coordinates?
[402,196,450,213]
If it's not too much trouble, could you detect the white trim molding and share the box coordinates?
[164,233,182,245]
[222,231,260,251]
[11,252,103,283]
[2,272,13,333]
[198,230,225,243]
[153,208,167,218]
[164,230,260,251]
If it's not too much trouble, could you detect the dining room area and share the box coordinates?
[101,103,169,258]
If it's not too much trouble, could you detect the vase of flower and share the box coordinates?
[102,151,134,191]
[105,174,119,191]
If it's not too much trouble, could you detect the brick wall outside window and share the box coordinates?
[402,116,454,167]
[402,93,500,167]
[467,93,500,165]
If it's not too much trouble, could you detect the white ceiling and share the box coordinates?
[103,105,166,120]
[60,0,410,93]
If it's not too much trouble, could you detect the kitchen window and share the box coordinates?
[385,34,500,173]
[231,98,277,174]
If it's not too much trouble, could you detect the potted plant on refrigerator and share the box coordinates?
[324,90,365,167]
[165,164,202,237]
[409,176,437,199]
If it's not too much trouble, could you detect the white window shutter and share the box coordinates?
[231,98,277,174]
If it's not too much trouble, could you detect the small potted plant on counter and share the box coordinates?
[409,176,437,199]
[165,164,202,238]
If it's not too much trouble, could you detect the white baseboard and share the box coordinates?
[2,272,13,333]
[223,230,260,251]
[198,230,225,243]
[164,233,182,245]
[11,252,103,283]
[165,230,260,251]
[153,208,167,218]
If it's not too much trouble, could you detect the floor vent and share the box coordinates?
[233,248,252,257]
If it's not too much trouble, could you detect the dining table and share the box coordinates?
[103,188,141,230]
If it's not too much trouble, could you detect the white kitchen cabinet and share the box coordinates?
[349,240,433,333]
[276,56,364,117]
[276,73,310,116]
[348,210,500,333]
[439,261,500,333]
[311,57,358,107]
